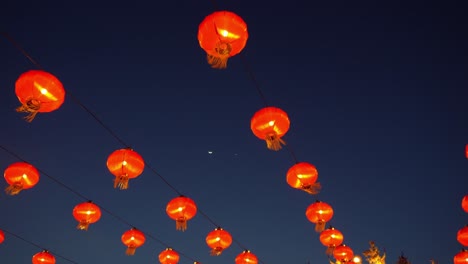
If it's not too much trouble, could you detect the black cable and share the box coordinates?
[0,144,201,263]
[0,227,79,264]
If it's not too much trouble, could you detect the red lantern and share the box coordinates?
[107,148,145,190]
[72,201,102,231]
[334,244,354,262]
[15,70,65,122]
[159,248,179,264]
[465,144,468,159]
[320,226,344,255]
[0,230,4,244]
[4,162,40,195]
[454,249,468,264]
[286,162,321,194]
[166,195,197,231]
[306,200,334,232]
[251,106,290,151]
[198,11,248,69]
[121,228,145,255]
[458,225,468,246]
[32,250,55,264]
[462,195,468,213]
[206,227,233,256]
[235,250,258,264]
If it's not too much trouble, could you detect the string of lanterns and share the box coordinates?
[1,3,466,263]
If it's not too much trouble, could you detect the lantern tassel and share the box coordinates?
[265,133,286,151]
[207,54,229,69]
[326,245,335,256]
[5,183,23,195]
[210,247,224,256]
[126,246,136,256]
[176,218,187,231]
[16,99,41,122]
[114,175,129,190]
[77,221,90,231]
[315,220,326,232]
[207,42,232,69]
[303,182,322,195]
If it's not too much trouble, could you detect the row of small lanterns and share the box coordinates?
[5,7,465,264]
[3,8,362,263]
[454,195,468,264]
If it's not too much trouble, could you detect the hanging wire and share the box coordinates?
[0,32,130,149]
[0,227,79,264]
[0,144,202,264]
[2,31,262,260]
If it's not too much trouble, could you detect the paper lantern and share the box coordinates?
[458,225,468,247]
[206,227,232,256]
[32,250,55,264]
[286,162,321,194]
[462,195,468,213]
[166,195,197,231]
[454,249,468,264]
[159,248,179,264]
[320,226,344,255]
[121,228,145,255]
[198,11,248,69]
[4,162,40,195]
[306,200,334,232]
[235,250,258,264]
[251,106,290,151]
[0,230,4,244]
[334,244,354,263]
[72,201,102,231]
[15,70,65,122]
[107,148,145,190]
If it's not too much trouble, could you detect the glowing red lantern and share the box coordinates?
[4,162,40,195]
[306,200,334,232]
[72,201,102,231]
[286,162,321,194]
[107,148,145,190]
[251,106,290,151]
[32,250,55,264]
[235,250,258,264]
[462,195,468,213]
[159,248,179,264]
[320,226,344,255]
[15,70,65,122]
[458,225,468,246]
[166,195,197,231]
[0,230,4,244]
[465,144,468,159]
[121,228,145,255]
[206,227,233,256]
[334,244,354,262]
[198,11,248,69]
[454,249,468,264]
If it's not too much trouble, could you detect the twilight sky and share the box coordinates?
[1,1,467,263]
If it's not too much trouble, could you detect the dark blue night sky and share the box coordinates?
[1,1,467,263]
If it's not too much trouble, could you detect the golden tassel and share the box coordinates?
[77,221,90,231]
[265,133,286,151]
[210,247,223,256]
[176,218,187,231]
[16,99,41,122]
[207,42,232,69]
[114,175,129,190]
[326,245,335,256]
[126,246,136,256]
[5,183,23,195]
[303,182,322,195]
[207,54,229,69]
[315,220,326,232]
